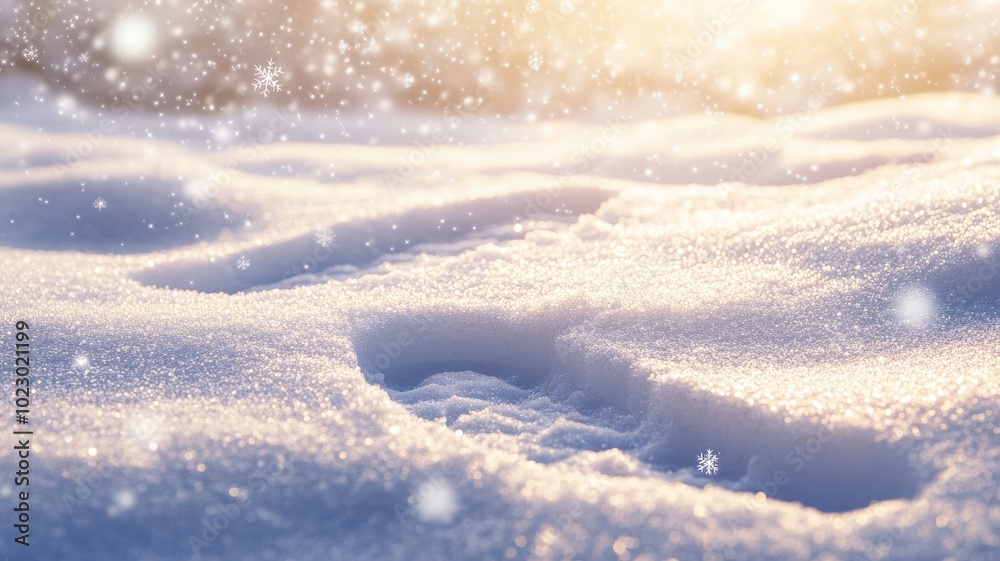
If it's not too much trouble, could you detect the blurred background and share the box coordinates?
[1,0,998,120]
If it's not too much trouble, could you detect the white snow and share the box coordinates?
[0,74,998,560]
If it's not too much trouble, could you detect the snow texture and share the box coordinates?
[0,77,998,560]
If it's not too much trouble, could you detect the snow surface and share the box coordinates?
[0,82,998,560]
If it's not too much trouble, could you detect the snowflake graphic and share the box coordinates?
[526,0,540,14]
[93,198,107,210]
[252,59,283,97]
[697,449,719,475]
[22,46,38,62]
[338,39,349,55]
[400,73,415,89]
[315,227,336,248]
[236,256,250,270]
[79,52,89,63]
[528,52,543,71]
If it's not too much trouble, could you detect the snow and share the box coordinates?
[0,76,998,560]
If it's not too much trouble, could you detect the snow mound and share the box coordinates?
[0,91,998,560]
[0,176,253,253]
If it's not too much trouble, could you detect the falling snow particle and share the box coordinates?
[526,0,540,14]
[528,52,543,71]
[401,73,415,89]
[22,46,38,61]
[252,59,283,97]
[93,198,107,210]
[236,256,251,270]
[697,449,719,475]
[894,286,937,329]
[414,478,460,524]
[315,227,336,248]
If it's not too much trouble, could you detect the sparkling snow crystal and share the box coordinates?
[73,354,90,369]
[93,198,107,210]
[252,59,283,97]
[528,52,543,71]
[315,227,336,248]
[697,449,719,475]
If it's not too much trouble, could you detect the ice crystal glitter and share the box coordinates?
[22,46,38,61]
[236,256,250,270]
[697,449,719,475]
[315,227,336,248]
[252,59,283,97]
[93,198,107,210]
[528,52,543,71]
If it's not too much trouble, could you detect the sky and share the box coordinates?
[2,0,998,120]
